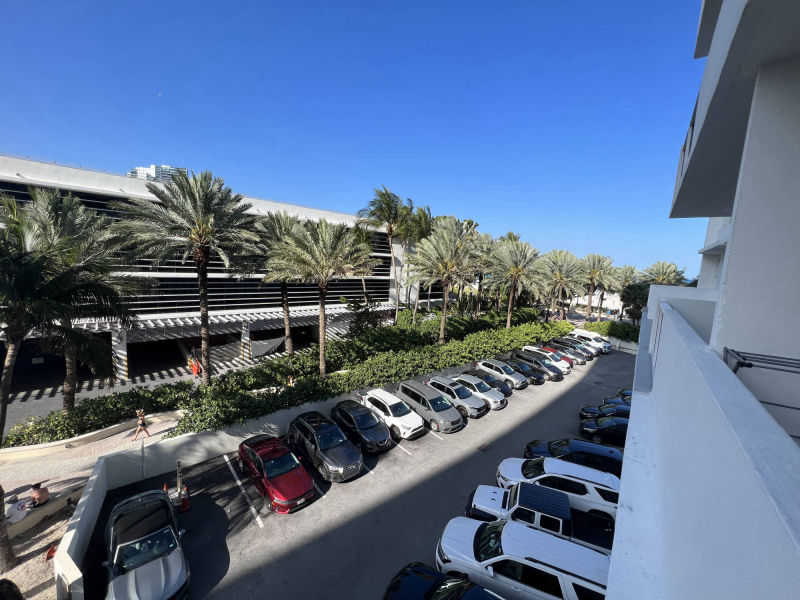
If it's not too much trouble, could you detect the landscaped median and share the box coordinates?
[2,309,572,447]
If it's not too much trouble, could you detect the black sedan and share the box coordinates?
[331,399,392,454]
[504,359,546,385]
[579,416,628,446]
[603,395,632,407]
[522,438,623,477]
[579,404,632,420]
[617,388,633,397]
[463,369,512,397]
[383,562,501,600]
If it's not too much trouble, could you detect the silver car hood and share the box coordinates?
[472,485,507,519]
[483,388,505,402]
[107,547,187,600]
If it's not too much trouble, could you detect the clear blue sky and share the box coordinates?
[1,1,707,275]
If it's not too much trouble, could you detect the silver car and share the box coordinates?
[104,491,189,600]
[474,358,528,389]
[425,375,489,419]
[392,380,464,433]
[453,374,507,410]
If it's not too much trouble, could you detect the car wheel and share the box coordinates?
[430,419,440,432]
[390,425,401,441]
[262,496,274,514]
[318,462,331,482]
[592,435,603,444]
[457,406,468,419]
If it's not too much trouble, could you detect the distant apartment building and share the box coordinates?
[126,163,187,183]
[609,2,800,599]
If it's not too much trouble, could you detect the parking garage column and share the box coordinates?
[111,329,128,381]
[241,321,252,360]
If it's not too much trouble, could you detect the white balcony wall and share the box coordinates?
[608,301,800,599]
[645,285,717,348]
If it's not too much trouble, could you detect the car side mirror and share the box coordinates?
[178,529,186,538]
[486,565,495,578]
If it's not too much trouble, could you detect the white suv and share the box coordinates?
[496,457,619,520]
[436,518,609,600]
[357,388,425,441]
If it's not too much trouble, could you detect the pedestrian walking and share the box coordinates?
[132,408,151,441]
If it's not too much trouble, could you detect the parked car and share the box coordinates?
[453,374,507,410]
[357,388,426,441]
[463,369,513,397]
[578,404,631,420]
[383,562,503,600]
[425,375,489,419]
[103,490,189,600]
[569,333,611,354]
[505,351,563,382]
[503,359,546,385]
[522,438,623,477]
[548,340,592,362]
[579,417,629,447]
[436,518,609,600]
[331,399,392,453]
[237,434,315,513]
[542,344,586,365]
[287,411,363,482]
[555,337,598,358]
[521,346,571,375]
[495,457,619,520]
[466,482,614,554]
[473,359,528,389]
[602,395,631,407]
[392,380,464,433]
[617,388,633,397]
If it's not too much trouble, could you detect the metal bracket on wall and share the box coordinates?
[723,347,800,375]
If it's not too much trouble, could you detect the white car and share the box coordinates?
[569,333,612,354]
[436,517,609,600]
[496,457,619,520]
[425,375,489,419]
[473,359,528,389]
[357,388,426,441]
[453,374,506,410]
[522,346,571,375]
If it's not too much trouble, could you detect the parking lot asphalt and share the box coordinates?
[86,351,635,600]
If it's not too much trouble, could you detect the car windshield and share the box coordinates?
[431,578,473,600]
[540,358,554,367]
[113,526,177,574]
[596,417,614,426]
[473,521,505,562]
[481,372,499,383]
[389,401,412,417]
[318,427,347,450]
[474,380,490,392]
[354,412,380,429]
[521,458,545,479]
[547,439,570,457]
[498,364,515,375]
[513,362,532,374]
[453,386,471,400]
[429,395,453,412]
[263,452,301,478]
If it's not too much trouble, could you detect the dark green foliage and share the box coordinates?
[583,321,640,343]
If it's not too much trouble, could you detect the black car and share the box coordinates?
[550,340,593,362]
[603,395,632,407]
[504,359,546,385]
[579,416,628,446]
[463,369,513,397]
[554,338,596,360]
[617,388,633,397]
[579,404,632,420]
[522,438,623,477]
[507,350,563,382]
[287,411,363,482]
[331,399,392,454]
[383,562,500,600]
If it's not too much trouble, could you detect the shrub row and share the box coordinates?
[583,320,640,343]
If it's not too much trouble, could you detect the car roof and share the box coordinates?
[542,458,620,490]
[481,358,509,368]
[111,492,173,545]
[454,373,482,385]
[399,379,444,399]
[337,399,371,416]
[242,434,289,458]
[563,439,623,458]
[367,388,404,405]
[500,521,609,586]
[596,417,629,427]
[428,375,461,387]
[516,483,571,521]
[297,411,334,430]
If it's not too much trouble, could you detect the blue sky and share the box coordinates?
[1,1,707,274]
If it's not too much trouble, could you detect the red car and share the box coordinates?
[541,345,576,367]
[237,434,314,514]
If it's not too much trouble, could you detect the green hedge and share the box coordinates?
[583,321,639,343]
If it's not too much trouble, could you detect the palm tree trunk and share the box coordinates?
[495,291,501,312]
[438,282,449,344]
[586,282,595,321]
[389,233,400,324]
[474,274,483,318]
[361,277,368,304]
[412,292,420,325]
[427,285,432,310]
[458,284,463,303]
[0,334,23,446]
[402,241,411,306]
[62,318,77,413]
[506,280,516,329]
[318,284,328,377]
[560,288,567,320]
[598,291,605,322]
[281,281,294,355]
[0,483,18,571]
[195,249,211,386]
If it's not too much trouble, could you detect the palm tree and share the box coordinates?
[471,233,495,317]
[616,265,641,321]
[357,186,406,324]
[408,219,475,343]
[540,250,586,319]
[491,241,543,328]
[350,226,377,303]
[111,171,257,385]
[581,254,615,322]
[25,188,137,412]
[255,212,303,355]
[269,219,367,377]
[642,261,686,286]
[404,205,433,309]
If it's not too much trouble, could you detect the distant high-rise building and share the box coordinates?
[126,164,187,183]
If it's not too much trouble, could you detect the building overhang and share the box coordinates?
[672,0,800,218]
[698,239,727,255]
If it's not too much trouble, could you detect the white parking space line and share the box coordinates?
[223,454,264,528]
[394,442,412,455]
[429,431,444,441]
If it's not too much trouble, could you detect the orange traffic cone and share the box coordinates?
[163,482,168,493]
[179,485,191,512]
[45,544,57,561]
